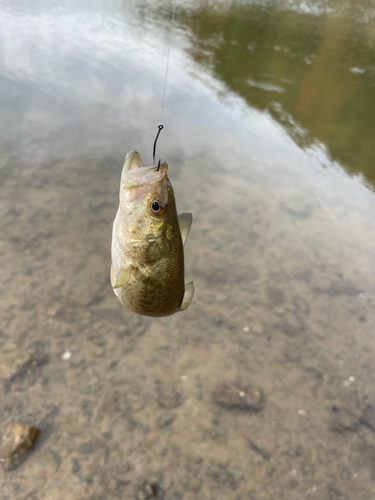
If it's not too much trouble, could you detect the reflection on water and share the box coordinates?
[1,1,375,499]
[141,0,375,188]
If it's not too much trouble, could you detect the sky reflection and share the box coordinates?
[0,0,375,197]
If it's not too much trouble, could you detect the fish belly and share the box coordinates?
[115,265,184,317]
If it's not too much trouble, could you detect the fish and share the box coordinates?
[110,150,194,317]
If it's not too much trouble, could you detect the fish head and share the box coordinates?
[117,151,178,253]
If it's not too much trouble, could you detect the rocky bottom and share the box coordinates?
[1,155,375,500]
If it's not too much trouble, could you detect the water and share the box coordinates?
[1,0,375,498]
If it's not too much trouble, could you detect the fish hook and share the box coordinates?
[153,123,164,168]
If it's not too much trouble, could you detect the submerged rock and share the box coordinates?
[329,408,360,433]
[155,379,183,409]
[1,422,40,469]
[137,480,164,499]
[0,345,47,390]
[213,382,265,411]
[0,348,35,382]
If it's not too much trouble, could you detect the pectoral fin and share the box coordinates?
[178,213,192,246]
[180,281,194,311]
[111,264,131,289]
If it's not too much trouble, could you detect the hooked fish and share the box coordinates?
[110,150,194,317]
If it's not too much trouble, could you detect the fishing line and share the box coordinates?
[153,2,176,167]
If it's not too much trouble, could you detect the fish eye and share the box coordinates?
[150,198,165,216]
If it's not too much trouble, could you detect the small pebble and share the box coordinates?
[62,350,71,360]
[137,482,161,499]
[297,409,306,416]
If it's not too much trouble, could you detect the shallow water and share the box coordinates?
[1,0,375,499]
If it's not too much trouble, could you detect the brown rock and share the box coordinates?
[213,382,265,411]
[1,423,40,469]
[0,348,35,382]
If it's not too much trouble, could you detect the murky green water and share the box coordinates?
[1,1,375,499]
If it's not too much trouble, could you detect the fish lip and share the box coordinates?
[121,163,168,189]
[123,150,168,174]
[124,150,144,172]
[127,165,160,174]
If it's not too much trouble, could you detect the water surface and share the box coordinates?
[1,1,375,499]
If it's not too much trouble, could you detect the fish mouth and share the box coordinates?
[121,151,168,199]
[121,151,168,189]
[123,150,167,172]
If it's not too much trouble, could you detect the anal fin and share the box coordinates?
[180,281,194,311]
